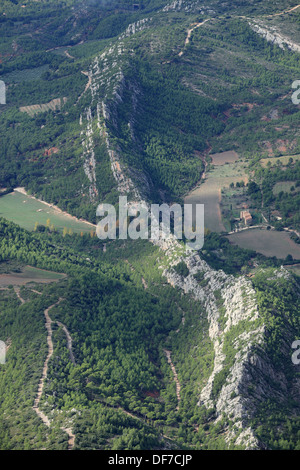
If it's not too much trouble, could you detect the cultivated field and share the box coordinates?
[227,229,300,260]
[185,153,248,233]
[0,266,65,287]
[19,97,67,116]
[0,190,95,234]
[210,150,239,166]
[2,65,49,84]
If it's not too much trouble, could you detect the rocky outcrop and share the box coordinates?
[80,107,98,202]
[249,21,300,53]
[156,244,296,449]
[80,40,153,202]
[118,18,152,40]
[162,0,215,14]
[78,13,299,449]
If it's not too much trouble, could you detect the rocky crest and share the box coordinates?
[160,249,296,449]
[79,15,299,449]
[249,21,300,53]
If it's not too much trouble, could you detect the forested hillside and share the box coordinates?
[0,218,299,449]
[0,0,300,451]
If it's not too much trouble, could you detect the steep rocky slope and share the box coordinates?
[83,15,300,446]
[1,0,299,450]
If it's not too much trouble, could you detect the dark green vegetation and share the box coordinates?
[0,218,234,449]
[201,231,281,275]
[248,158,300,229]
[0,218,299,449]
[117,61,224,197]
[0,0,300,451]
[251,270,300,450]
[1,0,299,210]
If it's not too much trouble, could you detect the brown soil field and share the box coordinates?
[185,157,248,233]
[210,150,239,166]
[0,266,66,287]
[227,229,300,260]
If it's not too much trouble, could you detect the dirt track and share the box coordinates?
[57,321,76,365]
[265,4,300,17]
[33,298,76,449]
[164,349,181,410]
[33,301,58,426]
[179,18,211,56]
[178,4,300,57]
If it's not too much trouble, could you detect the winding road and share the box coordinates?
[33,298,76,450]
[33,300,59,427]
[265,4,300,17]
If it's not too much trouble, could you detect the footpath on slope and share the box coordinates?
[163,349,181,411]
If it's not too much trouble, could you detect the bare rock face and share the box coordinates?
[82,45,152,202]
[80,24,298,450]
[118,18,152,40]
[162,0,215,15]
[249,21,300,53]
[80,107,98,202]
[160,249,295,449]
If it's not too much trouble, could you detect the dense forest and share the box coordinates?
[0,218,299,449]
[0,0,300,452]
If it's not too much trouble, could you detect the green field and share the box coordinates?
[0,191,95,234]
[20,266,65,280]
[1,65,50,84]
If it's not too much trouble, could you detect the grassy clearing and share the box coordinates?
[260,155,300,167]
[273,181,299,195]
[0,191,94,234]
[227,229,300,260]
